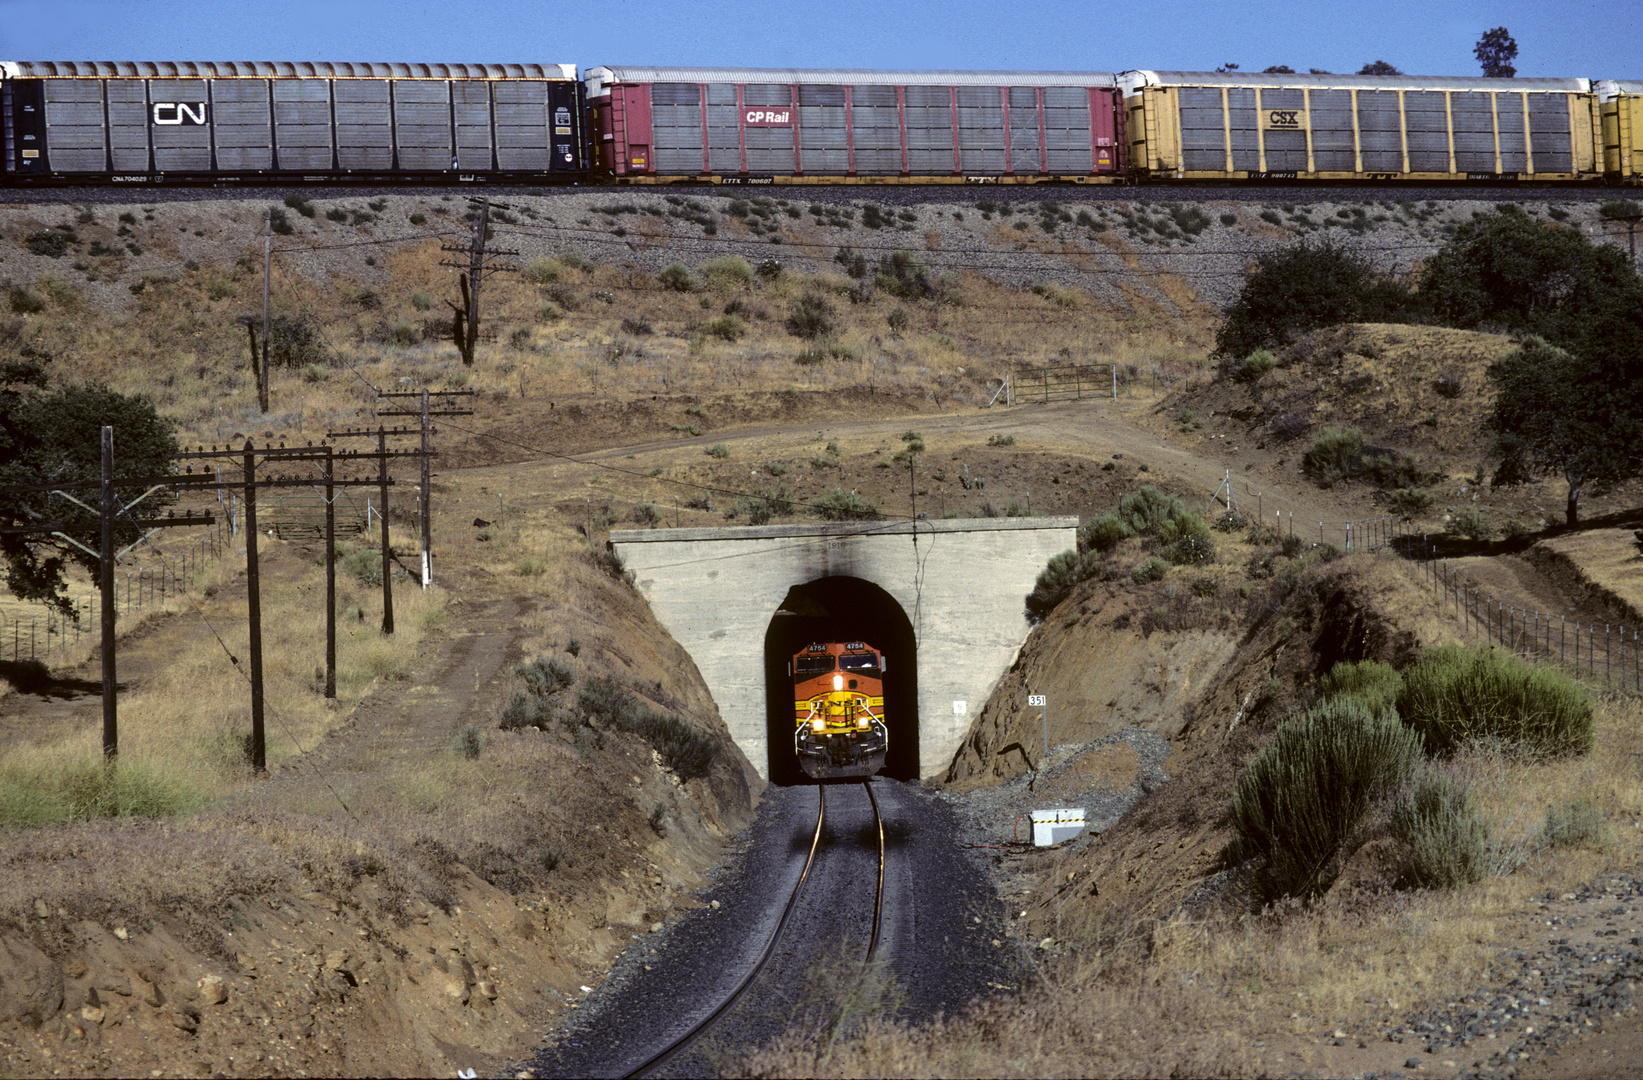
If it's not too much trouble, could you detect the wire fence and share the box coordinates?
[0,518,229,665]
[1418,550,1640,691]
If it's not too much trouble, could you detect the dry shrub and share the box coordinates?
[1228,698,1422,902]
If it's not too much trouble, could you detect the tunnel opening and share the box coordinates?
[763,575,919,786]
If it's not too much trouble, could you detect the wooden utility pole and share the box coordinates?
[260,212,272,414]
[324,444,336,699]
[375,390,473,590]
[243,440,266,772]
[420,390,431,587]
[100,426,116,759]
[377,426,394,634]
[440,197,517,365]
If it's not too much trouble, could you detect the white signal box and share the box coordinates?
[1030,808,1086,846]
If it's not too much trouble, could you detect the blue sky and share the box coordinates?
[0,0,1635,79]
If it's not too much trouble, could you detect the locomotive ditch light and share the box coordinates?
[856,716,870,730]
[811,718,826,733]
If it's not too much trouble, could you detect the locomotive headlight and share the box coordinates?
[810,717,826,733]
[833,674,844,691]
[856,716,870,730]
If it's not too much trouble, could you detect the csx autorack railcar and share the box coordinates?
[0,61,587,183]
[792,641,888,780]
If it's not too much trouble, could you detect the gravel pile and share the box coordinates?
[934,727,1171,855]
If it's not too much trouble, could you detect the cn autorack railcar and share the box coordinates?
[0,61,587,183]
[585,65,1125,184]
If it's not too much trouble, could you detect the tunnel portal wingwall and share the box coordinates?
[611,517,1078,782]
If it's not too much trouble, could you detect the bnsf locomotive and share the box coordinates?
[791,641,888,780]
[3,61,1640,187]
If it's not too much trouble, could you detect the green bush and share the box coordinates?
[1131,555,1169,584]
[1448,506,1493,540]
[1543,792,1608,850]
[657,263,696,292]
[453,724,485,759]
[704,443,730,459]
[704,314,747,341]
[1078,513,1134,554]
[283,193,316,218]
[1154,509,1210,545]
[787,292,838,339]
[1223,348,1279,383]
[733,485,794,525]
[524,258,562,284]
[409,291,432,311]
[1216,238,1412,357]
[1385,488,1434,517]
[1301,425,1364,487]
[1116,485,1185,536]
[268,207,295,235]
[1395,644,1593,758]
[701,256,754,289]
[1319,659,1403,718]
[1168,534,1214,566]
[8,287,44,314]
[1229,698,1423,902]
[1026,548,1102,621]
[1390,766,1489,889]
[812,489,879,521]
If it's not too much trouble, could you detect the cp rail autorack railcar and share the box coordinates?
[792,641,888,780]
[584,66,1125,184]
[0,61,587,184]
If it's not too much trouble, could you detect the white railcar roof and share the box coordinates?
[1121,70,1590,93]
[1595,79,1643,99]
[585,65,1118,87]
[0,61,577,80]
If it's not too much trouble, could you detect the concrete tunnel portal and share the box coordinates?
[609,517,1080,783]
[764,576,919,785]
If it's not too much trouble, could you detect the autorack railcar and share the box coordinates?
[792,641,888,779]
[1597,80,1643,184]
[584,65,1125,184]
[0,61,587,184]
[1120,70,1599,183]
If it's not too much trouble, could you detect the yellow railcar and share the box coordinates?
[1597,80,1643,185]
[1121,70,1598,184]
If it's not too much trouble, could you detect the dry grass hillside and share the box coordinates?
[2,190,1643,1079]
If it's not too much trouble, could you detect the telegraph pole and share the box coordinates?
[100,426,116,759]
[243,440,265,772]
[440,197,517,365]
[260,211,272,414]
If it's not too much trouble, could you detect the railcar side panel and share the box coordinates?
[586,66,1123,183]
[1597,81,1642,184]
[1123,71,1597,182]
[1,61,586,183]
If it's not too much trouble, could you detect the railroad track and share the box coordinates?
[623,781,885,1079]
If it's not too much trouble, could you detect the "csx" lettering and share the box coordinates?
[1267,110,1300,128]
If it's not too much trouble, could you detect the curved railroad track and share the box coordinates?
[623,780,885,1079]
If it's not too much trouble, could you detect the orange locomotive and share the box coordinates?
[791,641,888,779]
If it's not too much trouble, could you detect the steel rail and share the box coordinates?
[865,781,886,963]
[623,785,830,1078]
[624,781,887,1078]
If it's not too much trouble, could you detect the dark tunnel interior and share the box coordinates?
[763,576,918,785]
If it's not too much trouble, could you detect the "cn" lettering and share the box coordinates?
[153,102,207,126]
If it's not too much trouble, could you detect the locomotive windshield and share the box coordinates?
[793,654,835,677]
[839,653,881,677]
